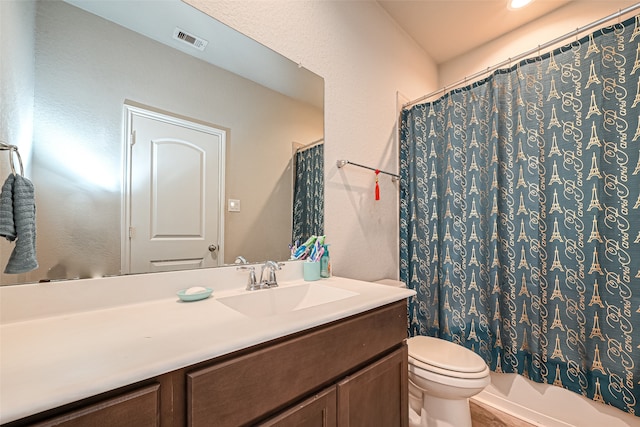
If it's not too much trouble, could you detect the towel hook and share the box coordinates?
[0,143,24,176]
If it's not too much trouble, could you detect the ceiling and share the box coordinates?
[377,0,573,64]
[65,0,324,109]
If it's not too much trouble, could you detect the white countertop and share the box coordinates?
[0,270,414,424]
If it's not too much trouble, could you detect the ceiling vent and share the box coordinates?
[172,27,208,51]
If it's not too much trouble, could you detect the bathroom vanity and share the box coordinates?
[0,267,414,426]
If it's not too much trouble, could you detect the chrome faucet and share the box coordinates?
[237,265,260,291]
[259,261,284,288]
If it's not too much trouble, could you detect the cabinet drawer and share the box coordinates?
[187,301,407,427]
[26,384,160,427]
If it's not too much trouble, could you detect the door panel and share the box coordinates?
[258,387,337,427]
[336,346,408,427]
[126,107,225,274]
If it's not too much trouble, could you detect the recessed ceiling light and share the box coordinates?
[509,0,534,9]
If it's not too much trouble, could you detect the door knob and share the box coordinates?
[208,244,218,252]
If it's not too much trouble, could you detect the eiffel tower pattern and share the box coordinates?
[589,312,605,341]
[588,216,603,243]
[468,319,479,342]
[548,76,561,100]
[553,365,564,387]
[551,304,565,331]
[631,15,640,42]
[587,121,602,149]
[593,378,605,403]
[587,183,602,211]
[550,247,564,272]
[587,152,602,180]
[548,132,562,156]
[634,151,640,174]
[592,344,606,374]
[585,61,602,89]
[551,275,564,301]
[548,161,562,185]
[469,246,480,266]
[633,79,640,108]
[398,14,640,416]
[585,34,600,58]
[469,154,480,173]
[633,115,640,142]
[586,91,602,118]
[469,270,479,291]
[519,301,531,325]
[517,192,529,215]
[547,104,562,128]
[469,222,480,242]
[517,218,529,242]
[631,43,640,75]
[589,247,603,275]
[549,190,563,214]
[468,295,479,316]
[520,328,529,352]
[551,334,566,361]
[550,218,564,242]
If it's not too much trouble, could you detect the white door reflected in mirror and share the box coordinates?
[124,105,225,274]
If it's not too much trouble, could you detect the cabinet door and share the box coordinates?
[258,386,337,427]
[336,346,408,427]
[27,384,160,427]
[187,302,407,427]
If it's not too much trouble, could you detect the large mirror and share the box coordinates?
[0,0,324,286]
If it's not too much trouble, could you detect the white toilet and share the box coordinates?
[407,336,490,427]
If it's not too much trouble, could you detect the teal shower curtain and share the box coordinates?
[400,17,640,415]
[292,143,324,244]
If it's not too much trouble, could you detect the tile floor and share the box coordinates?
[470,400,538,427]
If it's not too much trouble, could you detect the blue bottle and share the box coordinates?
[320,245,330,278]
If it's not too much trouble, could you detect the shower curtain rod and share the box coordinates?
[336,159,400,182]
[295,138,324,153]
[403,3,640,109]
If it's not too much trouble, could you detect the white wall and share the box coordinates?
[186,0,438,281]
[0,1,35,284]
[439,1,639,88]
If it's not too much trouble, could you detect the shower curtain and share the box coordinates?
[400,16,639,415]
[292,143,324,243]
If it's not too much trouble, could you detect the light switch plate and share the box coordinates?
[228,199,240,212]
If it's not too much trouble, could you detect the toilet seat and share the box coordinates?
[407,336,489,379]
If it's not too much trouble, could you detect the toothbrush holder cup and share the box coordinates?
[303,261,321,281]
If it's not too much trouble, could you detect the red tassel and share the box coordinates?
[375,170,380,200]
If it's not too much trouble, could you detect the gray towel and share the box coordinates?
[2,174,38,274]
[0,174,16,241]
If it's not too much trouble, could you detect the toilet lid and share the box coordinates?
[407,336,488,375]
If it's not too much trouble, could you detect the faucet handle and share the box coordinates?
[237,265,259,291]
[261,261,284,288]
[265,260,284,270]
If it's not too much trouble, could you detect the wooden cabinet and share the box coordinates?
[4,301,407,427]
[337,347,408,427]
[258,387,337,427]
[23,384,160,427]
[259,346,408,427]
